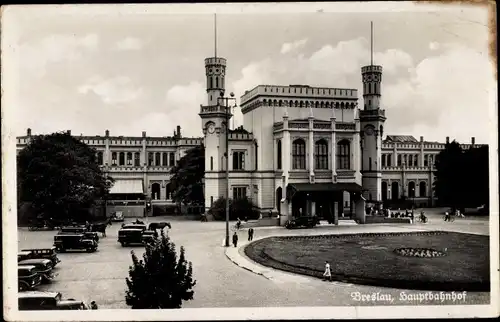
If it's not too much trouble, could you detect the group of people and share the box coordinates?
[229,227,255,247]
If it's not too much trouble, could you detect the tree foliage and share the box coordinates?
[125,230,196,309]
[169,144,205,206]
[209,196,260,221]
[17,132,114,222]
[433,141,489,211]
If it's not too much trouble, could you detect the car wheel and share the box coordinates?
[19,283,27,292]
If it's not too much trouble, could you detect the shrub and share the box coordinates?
[209,197,259,221]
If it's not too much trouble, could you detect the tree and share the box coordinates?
[125,230,196,309]
[169,145,205,207]
[17,132,114,222]
[209,196,260,221]
[433,141,489,211]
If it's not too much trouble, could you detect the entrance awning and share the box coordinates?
[286,183,363,200]
[109,179,144,195]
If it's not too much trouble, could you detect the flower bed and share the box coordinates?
[244,231,490,291]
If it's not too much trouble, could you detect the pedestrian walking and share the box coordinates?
[248,228,254,241]
[323,261,332,281]
[232,231,238,247]
[90,301,98,310]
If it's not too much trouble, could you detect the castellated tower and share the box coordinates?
[360,63,386,202]
[199,56,232,211]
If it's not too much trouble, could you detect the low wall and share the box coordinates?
[107,205,145,218]
[243,217,280,228]
[365,216,412,224]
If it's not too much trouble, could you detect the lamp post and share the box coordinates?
[218,91,237,247]
[411,187,415,209]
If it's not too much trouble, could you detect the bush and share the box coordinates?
[209,197,259,221]
[125,230,196,309]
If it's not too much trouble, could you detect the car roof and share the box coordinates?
[18,291,61,298]
[19,258,51,264]
[18,251,32,255]
[18,265,36,270]
[55,234,83,237]
[22,247,56,251]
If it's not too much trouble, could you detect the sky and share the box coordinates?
[2,2,496,144]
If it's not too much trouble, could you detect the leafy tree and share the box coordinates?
[125,230,196,309]
[169,144,205,207]
[209,196,260,221]
[17,132,114,222]
[433,141,489,211]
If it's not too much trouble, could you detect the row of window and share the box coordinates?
[262,87,355,96]
[363,82,380,94]
[276,138,351,170]
[262,99,356,109]
[96,151,176,167]
[381,153,435,167]
[381,181,428,200]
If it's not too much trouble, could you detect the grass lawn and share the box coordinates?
[244,231,490,291]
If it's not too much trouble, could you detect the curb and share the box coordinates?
[224,247,271,280]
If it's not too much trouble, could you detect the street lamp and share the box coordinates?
[218,91,237,247]
[411,188,415,209]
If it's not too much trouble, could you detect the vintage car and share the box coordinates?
[285,216,319,229]
[111,211,125,222]
[118,224,147,246]
[59,227,99,243]
[18,251,33,262]
[18,259,56,283]
[20,247,61,267]
[18,291,88,310]
[54,234,98,253]
[141,230,159,246]
[18,266,43,292]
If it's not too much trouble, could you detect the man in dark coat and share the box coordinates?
[232,232,238,247]
[248,228,254,241]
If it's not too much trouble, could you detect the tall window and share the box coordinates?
[155,152,161,166]
[420,181,427,197]
[119,152,125,166]
[408,155,413,167]
[387,154,392,167]
[162,152,168,166]
[233,187,247,200]
[337,140,350,170]
[314,139,328,170]
[127,152,132,165]
[169,152,175,166]
[148,152,154,166]
[112,152,117,165]
[429,154,434,167]
[97,151,103,165]
[403,154,407,166]
[381,154,386,167]
[210,156,213,171]
[134,152,140,166]
[292,139,306,169]
[277,140,282,170]
[232,151,245,170]
[397,154,402,166]
[413,154,418,167]
[424,154,429,167]
[369,157,372,171]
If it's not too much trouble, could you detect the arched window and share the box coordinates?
[216,77,219,88]
[337,140,350,170]
[263,99,267,106]
[97,151,103,165]
[277,140,282,170]
[119,152,125,166]
[314,139,328,170]
[292,139,306,169]
[134,152,140,166]
[209,77,213,89]
[127,152,132,165]
[151,182,161,200]
[382,181,388,200]
[155,152,161,166]
[408,181,416,198]
[419,181,427,197]
[391,181,399,200]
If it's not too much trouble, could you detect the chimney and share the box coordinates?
[471,137,475,146]
[27,128,32,136]
[142,131,146,138]
[420,136,423,143]
[446,136,450,144]
[176,125,181,138]
[105,130,109,137]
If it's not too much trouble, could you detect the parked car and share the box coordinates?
[141,230,159,246]
[20,247,61,267]
[285,216,319,229]
[118,224,147,246]
[111,211,124,222]
[59,227,99,243]
[18,266,43,292]
[54,234,98,253]
[18,259,56,283]
[18,291,88,310]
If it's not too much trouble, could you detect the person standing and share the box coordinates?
[248,228,254,241]
[323,261,332,281]
[90,301,98,309]
[232,231,238,247]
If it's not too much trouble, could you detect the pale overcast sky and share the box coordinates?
[2,2,496,144]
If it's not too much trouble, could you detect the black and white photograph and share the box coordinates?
[2,2,498,321]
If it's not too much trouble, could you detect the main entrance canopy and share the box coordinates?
[286,183,363,200]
